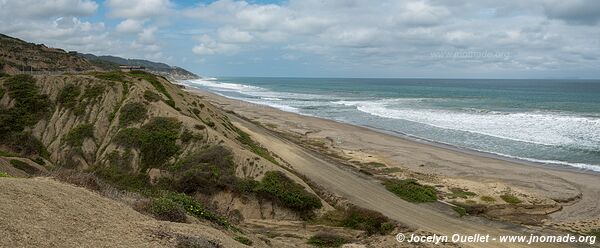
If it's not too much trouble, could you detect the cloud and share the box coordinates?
[218,27,253,43]
[192,35,240,56]
[106,0,172,19]
[0,0,97,19]
[116,19,146,33]
[542,0,600,25]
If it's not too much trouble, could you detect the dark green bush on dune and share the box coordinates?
[384,179,437,203]
[57,84,81,108]
[0,75,51,136]
[339,206,396,235]
[307,233,349,247]
[64,124,94,147]
[255,171,322,213]
[113,117,181,168]
[119,102,147,126]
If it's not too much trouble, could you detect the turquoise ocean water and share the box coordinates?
[182,77,600,172]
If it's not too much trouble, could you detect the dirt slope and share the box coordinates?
[0,177,245,248]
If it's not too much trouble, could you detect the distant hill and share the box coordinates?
[78,53,199,80]
[0,34,93,73]
[0,33,198,80]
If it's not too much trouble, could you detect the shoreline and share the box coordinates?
[182,84,600,234]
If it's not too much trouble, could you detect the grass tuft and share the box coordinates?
[64,124,94,147]
[307,233,348,247]
[500,194,522,204]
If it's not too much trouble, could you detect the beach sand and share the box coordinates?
[189,88,600,236]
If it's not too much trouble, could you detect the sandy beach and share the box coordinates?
[187,87,600,236]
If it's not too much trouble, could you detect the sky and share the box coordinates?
[1,0,599,78]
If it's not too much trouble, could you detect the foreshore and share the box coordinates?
[186,86,600,234]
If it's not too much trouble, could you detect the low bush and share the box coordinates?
[94,165,151,192]
[233,236,253,246]
[90,71,126,82]
[500,194,522,204]
[10,159,38,175]
[64,124,94,147]
[82,84,106,101]
[57,84,81,108]
[384,179,437,203]
[143,90,161,102]
[255,171,322,213]
[172,146,236,194]
[453,206,467,217]
[0,75,51,138]
[119,102,147,126]
[164,192,232,228]
[129,71,175,107]
[0,171,9,177]
[180,129,202,143]
[480,196,496,203]
[113,117,181,169]
[307,233,348,247]
[2,132,49,157]
[339,206,396,235]
[447,187,477,199]
[150,197,187,223]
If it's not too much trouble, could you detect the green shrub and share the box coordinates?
[453,206,467,217]
[94,165,150,192]
[194,124,205,130]
[180,129,202,143]
[165,192,232,228]
[234,236,253,246]
[447,188,477,199]
[0,150,17,157]
[129,71,175,107]
[81,84,106,101]
[0,171,9,177]
[143,90,161,102]
[57,84,81,108]
[172,146,236,194]
[192,108,201,115]
[2,132,49,157]
[150,197,188,223]
[255,171,322,213]
[10,159,38,175]
[90,71,126,82]
[119,102,147,126]
[0,75,51,138]
[480,196,496,203]
[307,233,348,247]
[384,179,437,203]
[113,117,181,168]
[234,178,260,195]
[64,124,94,147]
[340,206,395,235]
[500,194,522,204]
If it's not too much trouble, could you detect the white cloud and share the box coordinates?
[0,0,97,19]
[106,0,172,19]
[192,35,240,56]
[217,27,253,43]
[116,19,146,33]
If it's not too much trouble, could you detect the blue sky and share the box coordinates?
[1,0,599,78]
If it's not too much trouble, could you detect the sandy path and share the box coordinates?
[230,115,583,248]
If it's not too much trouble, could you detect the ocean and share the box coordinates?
[181,77,600,172]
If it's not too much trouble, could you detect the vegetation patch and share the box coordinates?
[113,117,181,168]
[2,132,49,157]
[447,187,477,199]
[0,171,9,177]
[233,236,253,246]
[500,194,522,204]
[64,124,94,147]
[150,197,188,223]
[480,196,496,203]
[307,233,349,248]
[81,84,106,101]
[94,165,151,192]
[10,159,38,175]
[129,71,175,108]
[453,206,467,217]
[384,179,437,203]
[171,146,236,194]
[143,90,161,102]
[57,84,81,108]
[0,150,17,157]
[164,192,232,228]
[255,171,322,213]
[0,75,51,138]
[338,206,396,235]
[235,128,278,165]
[90,71,126,82]
[119,102,148,126]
